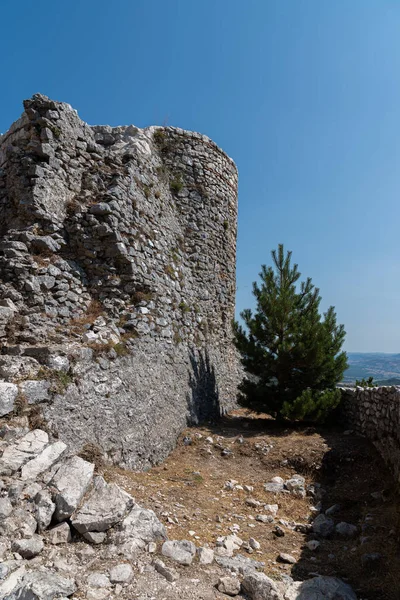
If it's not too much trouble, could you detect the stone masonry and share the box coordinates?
[0,94,240,469]
[342,386,400,483]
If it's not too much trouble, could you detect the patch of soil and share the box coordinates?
[104,409,400,600]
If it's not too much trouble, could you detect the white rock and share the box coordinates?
[249,537,260,550]
[109,563,133,584]
[242,571,282,600]
[161,540,196,565]
[109,503,167,555]
[35,489,56,531]
[21,441,67,480]
[197,546,214,564]
[218,576,241,596]
[0,382,18,416]
[71,477,133,533]
[264,504,279,516]
[87,572,111,588]
[271,476,284,484]
[0,429,48,475]
[0,497,13,519]
[52,455,95,521]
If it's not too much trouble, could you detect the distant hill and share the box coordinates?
[343,353,400,384]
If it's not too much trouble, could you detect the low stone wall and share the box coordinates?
[341,386,400,483]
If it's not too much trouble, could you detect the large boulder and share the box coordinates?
[71,476,133,533]
[284,576,357,600]
[7,569,76,600]
[51,455,94,521]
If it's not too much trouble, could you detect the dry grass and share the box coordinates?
[104,410,400,600]
[69,299,104,334]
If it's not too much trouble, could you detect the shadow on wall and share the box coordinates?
[186,349,221,424]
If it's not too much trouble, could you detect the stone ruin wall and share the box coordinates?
[0,94,240,469]
[341,386,400,483]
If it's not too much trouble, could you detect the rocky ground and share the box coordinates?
[0,409,399,600]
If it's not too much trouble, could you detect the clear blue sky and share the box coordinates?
[1,1,399,352]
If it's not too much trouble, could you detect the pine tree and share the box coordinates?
[233,244,347,422]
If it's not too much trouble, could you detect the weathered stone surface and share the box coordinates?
[312,514,335,538]
[278,553,296,564]
[0,94,240,470]
[35,489,56,532]
[83,531,106,544]
[0,382,18,417]
[52,455,95,521]
[284,576,357,600]
[109,563,133,584]
[0,429,49,475]
[7,570,76,600]
[161,540,196,565]
[0,497,13,519]
[153,558,179,582]
[0,507,37,538]
[218,576,241,596]
[110,504,167,555]
[19,380,51,404]
[71,477,133,533]
[47,522,71,544]
[342,386,400,482]
[335,522,358,538]
[197,546,214,564]
[242,571,283,600]
[215,554,265,575]
[87,572,110,588]
[12,534,44,558]
[21,441,67,480]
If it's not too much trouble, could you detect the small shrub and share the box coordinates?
[28,406,49,432]
[14,393,28,416]
[164,264,175,278]
[170,174,183,194]
[78,442,104,470]
[179,301,190,313]
[50,371,74,394]
[48,123,61,138]
[173,331,183,345]
[223,220,229,231]
[154,190,161,199]
[131,290,153,304]
[66,199,80,215]
[153,129,166,145]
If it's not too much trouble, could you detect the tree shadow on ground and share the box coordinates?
[201,410,400,600]
[186,348,221,425]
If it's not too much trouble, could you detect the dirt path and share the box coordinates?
[105,410,400,600]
